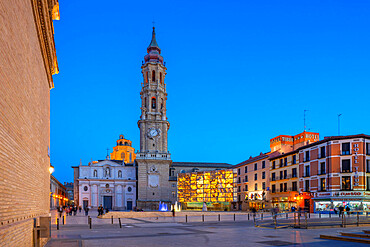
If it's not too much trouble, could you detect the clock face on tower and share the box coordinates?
[147,128,161,139]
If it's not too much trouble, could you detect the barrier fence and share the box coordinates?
[254,211,370,229]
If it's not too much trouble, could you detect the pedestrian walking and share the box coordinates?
[58,206,63,218]
[345,205,351,216]
[79,206,82,213]
[172,205,175,217]
[84,206,89,216]
[338,205,344,217]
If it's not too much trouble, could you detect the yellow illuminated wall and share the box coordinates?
[177,170,235,203]
[110,135,136,163]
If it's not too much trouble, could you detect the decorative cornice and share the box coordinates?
[31,0,60,89]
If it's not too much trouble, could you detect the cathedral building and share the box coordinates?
[74,135,137,210]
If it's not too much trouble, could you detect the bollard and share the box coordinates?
[62,215,65,225]
[186,215,188,223]
[357,212,359,226]
[298,212,300,228]
[89,217,92,229]
[111,216,113,224]
[305,212,308,229]
[367,211,369,218]
[248,213,250,220]
[329,212,331,218]
[218,214,220,222]
[202,215,204,222]
[57,218,59,230]
[261,213,263,220]
[294,213,296,227]
[319,212,321,218]
[119,218,122,228]
[87,216,90,224]
[234,214,235,221]
[274,214,277,229]
[286,213,288,219]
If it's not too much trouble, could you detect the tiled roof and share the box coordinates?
[234,151,280,168]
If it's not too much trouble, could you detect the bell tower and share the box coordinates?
[136,27,172,210]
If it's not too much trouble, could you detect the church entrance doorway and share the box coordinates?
[127,201,133,211]
[104,196,112,210]
[83,200,89,209]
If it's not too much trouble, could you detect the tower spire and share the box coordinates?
[144,27,163,64]
[148,27,159,48]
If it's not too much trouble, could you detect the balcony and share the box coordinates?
[303,173,310,178]
[243,179,249,183]
[341,169,352,173]
[137,152,171,160]
[269,177,276,182]
[318,170,326,175]
[341,151,351,156]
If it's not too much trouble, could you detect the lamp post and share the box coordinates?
[49,164,55,174]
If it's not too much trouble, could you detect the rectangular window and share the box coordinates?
[255,183,258,191]
[320,178,326,191]
[262,182,266,190]
[367,143,370,155]
[272,184,276,193]
[305,151,310,162]
[320,146,326,158]
[280,183,283,192]
[238,194,241,201]
[254,163,257,171]
[342,176,351,190]
[238,186,241,192]
[342,159,351,173]
[367,177,370,191]
[272,173,276,181]
[237,177,241,183]
[244,175,248,182]
[292,168,297,178]
[320,162,325,175]
[262,161,266,169]
[292,181,297,191]
[284,183,287,192]
[237,168,240,175]
[284,170,287,179]
[293,155,296,164]
[284,158,287,166]
[280,159,283,168]
[280,171,283,180]
[342,143,350,155]
[244,166,248,173]
[262,171,266,179]
[172,191,176,197]
[305,180,310,192]
[305,166,310,177]
[367,160,370,173]
[254,173,257,181]
[245,184,248,191]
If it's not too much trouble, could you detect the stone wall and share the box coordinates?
[0,0,58,245]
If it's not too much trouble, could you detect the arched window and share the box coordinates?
[161,98,164,109]
[146,71,148,83]
[93,170,97,177]
[160,72,163,84]
[130,153,132,163]
[152,97,156,109]
[118,170,122,178]
[121,152,125,160]
[144,97,147,108]
[152,70,156,82]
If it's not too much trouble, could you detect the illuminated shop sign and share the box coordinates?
[315,191,370,198]
[353,143,360,186]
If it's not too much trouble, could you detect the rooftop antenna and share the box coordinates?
[338,114,342,136]
[304,110,308,132]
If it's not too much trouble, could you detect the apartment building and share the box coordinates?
[299,134,370,213]
[235,152,279,211]
[269,151,301,211]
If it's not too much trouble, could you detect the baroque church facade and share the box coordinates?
[74,135,137,210]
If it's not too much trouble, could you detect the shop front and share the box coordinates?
[271,192,299,212]
[313,191,370,213]
[246,191,270,211]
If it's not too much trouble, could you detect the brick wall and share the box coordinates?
[0,0,56,245]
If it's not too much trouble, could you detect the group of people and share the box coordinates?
[56,205,82,217]
[334,205,351,217]
[97,204,109,216]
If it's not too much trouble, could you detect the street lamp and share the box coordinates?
[49,164,55,174]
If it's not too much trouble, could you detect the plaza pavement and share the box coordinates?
[46,210,370,247]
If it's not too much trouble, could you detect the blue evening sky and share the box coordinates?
[51,0,370,183]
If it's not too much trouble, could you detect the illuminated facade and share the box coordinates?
[299,134,370,213]
[50,175,68,209]
[110,135,136,163]
[177,170,236,211]
[270,131,319,153]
